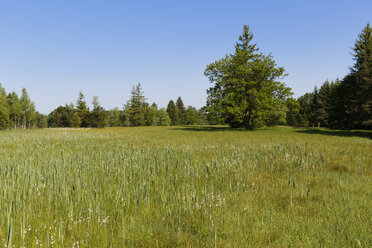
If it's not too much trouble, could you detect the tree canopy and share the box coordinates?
[205,25,292,129]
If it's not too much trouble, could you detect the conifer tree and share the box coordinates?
[90,96,107,128]
[127,83,147,126]
[70,112,81,128]
[350,23,372,128]
[166,100,180,125]
[176,97,186,125]
[316,81,331,127]
[205,25,292,129]
[76,91,90,127]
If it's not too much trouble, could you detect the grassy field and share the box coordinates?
[0,126,371,247]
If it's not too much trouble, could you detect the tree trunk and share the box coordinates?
[243,112,254,130]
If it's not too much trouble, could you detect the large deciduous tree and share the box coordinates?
[205,25,292,129]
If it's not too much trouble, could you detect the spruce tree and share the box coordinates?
[316,81,331,127]
[350,23,372,128]
[127,83,147,126]
[176,97,186,125]
[76,91,90,127]
[90,96,107,128]
[166,100,180,125]
[70,112,81,128]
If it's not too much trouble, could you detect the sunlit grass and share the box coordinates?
[0,126,371,247]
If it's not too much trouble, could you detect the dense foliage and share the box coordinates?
[289,24,372,129]
[205,25,292,129]
[0,84,46,129]
[46,83,206,128]
[204,24,371,130]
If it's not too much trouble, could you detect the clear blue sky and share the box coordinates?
[0,0,371,114]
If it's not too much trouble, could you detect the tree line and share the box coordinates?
[1,24,370,130]
[285,24,371,129]
[46,83,207,128]
[0,86,46,129]
[0,83,207,130]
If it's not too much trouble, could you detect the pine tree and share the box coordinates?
[90,96,107,128]
[166,100,180,125]
[176,97,186,125]
[350,23,372,128]
[70,112,81,128]
[328,79,344,128]
[316,81,331,127]
[76,91,90,127]
[127,83,147,126]
[310,86,319,127]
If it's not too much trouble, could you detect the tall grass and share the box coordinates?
[0,126,371,247]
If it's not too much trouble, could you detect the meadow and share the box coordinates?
[0,126,371,247]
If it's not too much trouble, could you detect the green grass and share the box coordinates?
[0,126,371,247]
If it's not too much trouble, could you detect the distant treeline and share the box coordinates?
[0,24,370,130]
[0,83,207,129]
[47,83,208,128]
